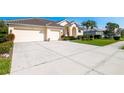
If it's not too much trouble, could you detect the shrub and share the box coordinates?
[0,37,7,43]
[0,34,6,38]
[77,35,83,40]
[63,36,76,40]
[94,35,102,39]
[0,33,8,43]
[113,36,120,40]
[121,30,124,37]
[61,35,65,38]
[6,34,15,41]
[0,41,13,54]
[90,36,93,40]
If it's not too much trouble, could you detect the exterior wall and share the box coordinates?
[77,30,83,36]
[60,29,63,38]
[46,28,51,40]
[58,20,81,37]
[8,26,14,34]
[44,27,48,41]
[63,27,69,36]
[12,25,46,31]
[47,27,62,40]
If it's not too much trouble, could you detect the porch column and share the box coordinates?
[8,26,14,34]
[69,27,72,36]
[44,27,48,41]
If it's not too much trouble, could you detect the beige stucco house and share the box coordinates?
[7,18,83,42]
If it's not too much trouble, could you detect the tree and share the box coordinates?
[0,20,8,42]
[121,29,124,37]
[105,22,119,38]
[117,28,124,38]
[81,20,97,30]
[0,20,8,38]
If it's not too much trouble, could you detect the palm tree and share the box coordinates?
[105,22,120,38]
[106,22,119,31]
[81,20,97,30]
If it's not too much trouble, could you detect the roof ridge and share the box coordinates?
[7,17,62,27]
[7,17,57,23]
[57,19,68,24]
[8,17,35,21]
[38,18,57,22]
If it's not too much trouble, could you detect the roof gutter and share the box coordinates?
[7,23,63,29]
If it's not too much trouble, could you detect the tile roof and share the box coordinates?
[7,18,62,27]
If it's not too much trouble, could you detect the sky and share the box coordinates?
[1,17,124,29]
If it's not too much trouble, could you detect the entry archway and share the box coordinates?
[72,27,76,36]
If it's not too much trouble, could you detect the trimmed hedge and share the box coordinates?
[0,37,7,43]
[114,36,120,40]
[62,36,76,40]
[0,41,13,54]
[121,46,124,49]
[77,35,83,40]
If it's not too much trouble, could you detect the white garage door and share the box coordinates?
[49,30,60,40]
[13,30,44,42]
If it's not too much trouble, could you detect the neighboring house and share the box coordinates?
[83,28,104,38]
[7,18,83,43]
[57,20,83,37]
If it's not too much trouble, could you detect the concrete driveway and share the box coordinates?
[11,41,124,75]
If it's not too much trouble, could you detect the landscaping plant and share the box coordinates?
[6,33,15,41]
[0,41,13,54]
[0,20,8,43]
[121,46,124,49]
[62,36,76,40]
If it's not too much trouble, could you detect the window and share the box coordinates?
[10,30,12,33]
[78,30,81,33]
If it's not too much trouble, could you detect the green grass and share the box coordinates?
[120,37,124,41]
[121,46,124,49]
[72,39,119,46]
[0,41,13,75]
[0,58,11,75]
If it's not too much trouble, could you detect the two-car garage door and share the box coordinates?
[13,30,44,42]
[12,30,60,42]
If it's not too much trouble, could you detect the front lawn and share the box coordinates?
[0,58,11,75]
[121,46,124,49]
[72,39,118,46]
[120,37,124,41]
[0,41,13,75]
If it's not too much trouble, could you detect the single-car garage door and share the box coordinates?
[49,30,60,40]
[13,30,44,42]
